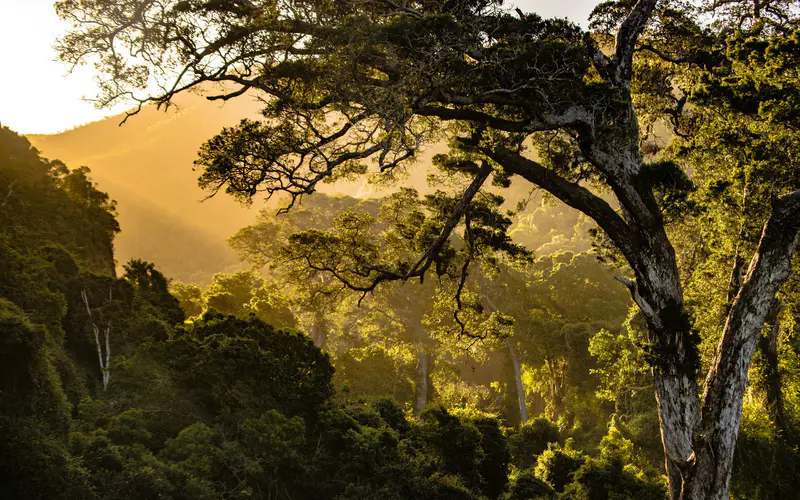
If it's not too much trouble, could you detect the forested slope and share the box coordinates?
[0,125,669,500]
[3,94,800,499]
[6,0,800,498]
[27,94,262,283]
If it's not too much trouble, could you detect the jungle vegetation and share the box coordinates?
[2,0,800,499]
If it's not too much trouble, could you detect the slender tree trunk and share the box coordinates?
[101,325,110,389]
[758,300,793,441]
[482,290,528,423]
[310,312,326,349]
[415,348,429,417]
[81,289,111,391]
[540,357,566,421]
[506,338,528,425]
[679,193,800,500]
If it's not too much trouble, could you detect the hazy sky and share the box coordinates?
[0,0,599,135]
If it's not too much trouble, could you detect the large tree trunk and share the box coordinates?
[607,197,702,500]
[625,200,799,500]
[679,192,800,500]
[590,151,800,498]
[506,338,528,425]
[502,136,800,498]
[482,291,528,424]
[472,0,799,494]
[654,348,700,500]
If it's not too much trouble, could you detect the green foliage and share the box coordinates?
[11,2,800,496]
[0,127,119,276]
[122,259,184,326]
[501,468,555,500]
[731,401,800,499]
[169,282,204,318]
[559,456,666,500]
[160,411,308,499]
[164,312,334,422]
[638,161,697,223]
[589,317,650,404]
[0,299,84,499]
[470,413,513,499]
[0,127,123,499]
[557,421,666,500]
[413,406,487,491]
[334,346,416,404]
[508,417,561,469]
[172,271,297,328]
[535,442,587,493]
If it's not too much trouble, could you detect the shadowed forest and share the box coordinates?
[2,1,800,500]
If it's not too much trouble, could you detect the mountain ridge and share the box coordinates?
[28,92,264,284]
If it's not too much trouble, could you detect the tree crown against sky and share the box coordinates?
[0,0,599,134]
[56,0,629,286]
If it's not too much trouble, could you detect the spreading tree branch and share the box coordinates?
[485,146,637,260]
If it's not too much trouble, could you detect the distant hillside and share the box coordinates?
[29,93,266,284]
[25,92,456,284]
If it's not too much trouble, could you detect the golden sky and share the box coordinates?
[0,0,598,135]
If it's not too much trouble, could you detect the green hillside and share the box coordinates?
[28,93,262,283]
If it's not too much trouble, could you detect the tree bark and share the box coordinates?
[482,12,797,495]
[426,1,798,494]
[680,191,800,500]
[481,290,528,425]
[758,300,793,441]
[497,121,800,498]
[506,338,528,425]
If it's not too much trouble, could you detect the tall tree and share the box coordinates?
[233,192,457,414]
[230,194,380,347]
[58,1,800,497]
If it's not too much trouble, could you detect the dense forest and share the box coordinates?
[3,0,800,499]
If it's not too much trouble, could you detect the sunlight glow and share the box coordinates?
[0,0,129,134]
[0,0,596,135]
